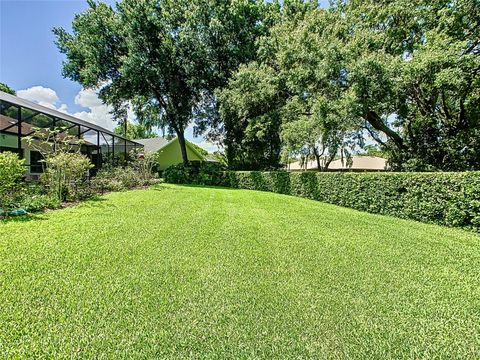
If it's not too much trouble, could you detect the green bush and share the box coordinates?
[0,152,26,213]
[92,165,160,193]
[41,152,94,202]
[164,161,227,186]
[220,171,480,232]
[17,193,61,213]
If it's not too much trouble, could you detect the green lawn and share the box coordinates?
[1,184,479,358]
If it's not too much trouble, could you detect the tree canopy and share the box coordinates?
[113,121,157,140]
[55,0,480,171]
[218,0,480,170]
[0,83,16,95]
[54,0,266,164]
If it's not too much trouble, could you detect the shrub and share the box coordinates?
[164,161,227,186]
[0,152,26,213]
[92,165,159,193]
[41,152,94,201]
[17,193,61,213]
[222,171,480,232]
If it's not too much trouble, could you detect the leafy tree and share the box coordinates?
[332,0,480,170]
[221,0,480,171]
[218,5,359,170]
[54,0,265,165]
[113,121,157,140]
[360,145,387,159]
[0,82,16,95]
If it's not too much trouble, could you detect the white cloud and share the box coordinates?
[73,88,116,131]
[17,86,62,109]
[74,88,104,108]
[17,86,118,131]
[15,86,219,143]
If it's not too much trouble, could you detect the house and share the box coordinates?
[0,91,143,178]
[288,156,388,172]
[136,137,206,170]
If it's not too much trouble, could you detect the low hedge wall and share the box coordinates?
[222,171,480,232]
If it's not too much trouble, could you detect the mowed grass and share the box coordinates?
[1,185,480,358]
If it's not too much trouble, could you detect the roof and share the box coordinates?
[135,137,169,152]
[0,90,142,146]
[288,156,388,171]
[136,136,206,160]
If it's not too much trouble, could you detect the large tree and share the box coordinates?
[54,0,265,164]
[220,0,480,171]
[336,0,480,170]
[217,3,359,170]
[216,0,327,170]
[113,121,157,140]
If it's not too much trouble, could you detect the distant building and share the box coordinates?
[136,137,206,170]
[288,156,388,172]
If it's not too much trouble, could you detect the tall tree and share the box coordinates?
[216,0,326,170]
[113,121,157,140]
[54,0,265,164]
[221,0,480,171]
[334,0,480,170]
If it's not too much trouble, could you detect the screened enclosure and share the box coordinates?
[0,91,143,176]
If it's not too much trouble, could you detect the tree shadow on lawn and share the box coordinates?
[153,183,237,191]
[1,213,47,224]
[1,196,112,224]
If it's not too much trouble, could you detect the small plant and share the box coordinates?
[91,163,159,194]
[0,152,26,214]
[41,152,93,201]
[25,127,94,202]
[129,150,158,181]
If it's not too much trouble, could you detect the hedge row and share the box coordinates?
[222,171,480,232]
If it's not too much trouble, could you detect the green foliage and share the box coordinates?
[0,82,16,95]
[113,121,158,140]
[17,192,61,213]
[218,0,480,171]
[0,152,25,213]
[41,152,94,202]
[92,161,159,193]
[223,171,480,231]
[25,127,94,202]
[54,0,266,164]
[188,143,209,158]
[164,161,226,186]
[217,63,283,170]
[360,144,387,158]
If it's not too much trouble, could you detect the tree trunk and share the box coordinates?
[366,111,406,150]
[176,129,189,165]
[313,147,322,171]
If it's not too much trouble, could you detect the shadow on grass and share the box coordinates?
[1,213,47,224]
[153,183,236,191]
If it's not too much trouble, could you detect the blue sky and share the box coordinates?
[0,0,219,150]
[0,0,328,152]
[1,0,97,113]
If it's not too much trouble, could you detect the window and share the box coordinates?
[30,150,44,173]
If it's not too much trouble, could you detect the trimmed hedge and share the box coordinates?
[222,171,480,231]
